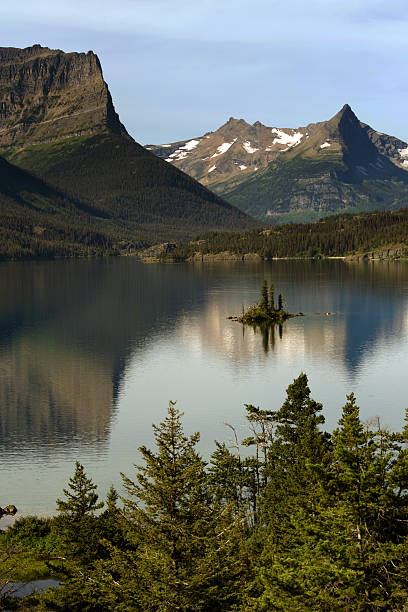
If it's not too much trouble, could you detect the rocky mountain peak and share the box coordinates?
[148,105,408,222]
[340,103,352,114]
[324,104,360,133]
[0,44,126,149]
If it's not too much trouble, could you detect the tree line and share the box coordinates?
[1,373,408,610]
[162,208,408,261]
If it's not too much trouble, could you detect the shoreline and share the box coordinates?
[0,247,407,265]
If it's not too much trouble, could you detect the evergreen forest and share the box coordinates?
[161,208,408,261]
[1,373,408,610]
[0,134,256,261]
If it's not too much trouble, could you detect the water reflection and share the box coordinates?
[173,260,408,376]
[243,322,284,353]
[0,260,213,455]
[0,258,408,516]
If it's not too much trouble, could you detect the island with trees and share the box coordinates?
[233,280,298,325]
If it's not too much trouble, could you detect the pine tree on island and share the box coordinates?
[238,280,292,324]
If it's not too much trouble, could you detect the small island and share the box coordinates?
[231,280,299,325]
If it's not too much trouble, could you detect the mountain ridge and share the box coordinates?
[148,105,408,222]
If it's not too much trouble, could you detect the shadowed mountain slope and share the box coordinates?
[0,45,256,258]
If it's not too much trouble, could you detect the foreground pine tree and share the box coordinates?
[119,401,246,611]
[54,461,104,564]
[56,461,103,520]
[245,390,408,611]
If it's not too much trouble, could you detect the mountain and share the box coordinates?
[148,105,408,223]
[0,44,127,146]
[0,45,255,258]
[146,117,309,194]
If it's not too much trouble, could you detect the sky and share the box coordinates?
[1,0,407,144]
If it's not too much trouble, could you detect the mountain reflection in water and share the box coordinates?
[0,258,407,516]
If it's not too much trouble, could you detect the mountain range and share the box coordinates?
[0,45,255,259]
[1,44,408,260]
[148,105,408,223]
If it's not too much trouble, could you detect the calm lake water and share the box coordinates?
[1,258,408,521]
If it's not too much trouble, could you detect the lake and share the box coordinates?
[1,258,408,522]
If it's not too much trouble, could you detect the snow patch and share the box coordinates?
[208,165,216,173]
[166,151,188,162]
[239,165,247,170]
[165,139,200,162]
[399,146,408,159]
[399,146,408,168]
[243,141,259,154]
[211,139,237,158]
[159,144,172,148]
[271,128,303,147]
[184,139,200,151]
[320,142,331,149]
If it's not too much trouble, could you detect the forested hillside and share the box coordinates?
[160,208,408,261]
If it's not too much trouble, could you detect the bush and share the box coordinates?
[0,516,59,552]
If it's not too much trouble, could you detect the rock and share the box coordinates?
[0,44,127,149]
[2,504,17,514]
[346,245,408,261]
[138,242,177,262]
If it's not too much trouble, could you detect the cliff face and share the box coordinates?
[0,44,127,148]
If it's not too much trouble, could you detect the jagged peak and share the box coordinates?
[225,116,248,125]
[332,103,359,124]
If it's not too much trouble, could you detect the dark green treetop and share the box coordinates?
[56,460,103,520]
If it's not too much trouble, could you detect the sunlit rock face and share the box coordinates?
[0,44,126,149]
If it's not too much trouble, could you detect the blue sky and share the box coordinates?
[1,0,407,143]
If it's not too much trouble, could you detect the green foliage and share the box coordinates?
[8,376,408,610]
[0,516,58,553]
[0,132,256,261]
[54,461,104,565]
[118,400,246,611]
[162,208,408,261]
[56,461,103,520]
[240,280,290,325]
